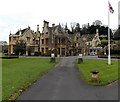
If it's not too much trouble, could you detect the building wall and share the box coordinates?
[9,27,40,55]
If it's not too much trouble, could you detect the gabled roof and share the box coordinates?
[79,34,96,42]
[15,28,28,35]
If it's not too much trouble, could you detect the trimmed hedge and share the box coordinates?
[106,49,120,55]
[98,55,120,59]
[0,56,19,59]
[34,52,41,56]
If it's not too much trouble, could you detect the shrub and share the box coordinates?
[106,49,120,55]
[34,52,41,56]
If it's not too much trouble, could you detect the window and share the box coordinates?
[27,37,30,42]
[46,48,48,52]
[42,48,44,52]
[13,37,16,42]
[36,40,38,44]
[46,38,49,45]
[9,37,11,42]
[42,39,44,44]
[61,38,65,44]
[77,37,79,40]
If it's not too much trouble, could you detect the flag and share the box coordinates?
[109,1,114,13]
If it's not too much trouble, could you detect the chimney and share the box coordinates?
[37,25,39,31]
[96,28,99,35]
[52,24,55,27]
[28,26,30,29]
[19,28,22,35]
[43,20,49,27]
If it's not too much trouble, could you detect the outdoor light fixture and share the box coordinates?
[51,53,55,58]
[78,54,83,64]
[50,53,55,63]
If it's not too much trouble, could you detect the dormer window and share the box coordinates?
[77,37,79,40]
[27,37,30,42]
[42,39,44,44]
[13,37,16,42]
[9,37,11,42]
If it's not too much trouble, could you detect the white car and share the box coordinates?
[90,52,96,56]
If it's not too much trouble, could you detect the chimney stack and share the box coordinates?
[52,24,55,27]
[37,25,39,31]
[19,28,22,35]
[43,20,49,27]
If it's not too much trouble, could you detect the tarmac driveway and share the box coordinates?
[18,56,118,100]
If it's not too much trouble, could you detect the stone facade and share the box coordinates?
[8,21,101,56]
[8,26,40,55]
[41,21,71,56]
[78,29,102,55]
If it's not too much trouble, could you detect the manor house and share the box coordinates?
[8,21,101,56]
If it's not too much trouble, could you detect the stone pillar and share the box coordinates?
[44,47,46,53]
[26,50,28,56]
[65,47,66,56]
[11,45,13,54]
[60,38,62,56]
[50,53,55,63]
[60,47,62,56]
[95,50,97,55]
[78,54,83,64]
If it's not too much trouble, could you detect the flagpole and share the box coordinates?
[108,1,111,65]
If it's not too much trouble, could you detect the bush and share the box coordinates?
[34,52,41,56]
[106,49,120,55]
[66,51,71,56]
[41,52,45,56]
[44,50,52,56]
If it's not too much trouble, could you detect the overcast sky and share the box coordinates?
[0,0,119,42]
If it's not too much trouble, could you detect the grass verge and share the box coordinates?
[77,59,119,86]
[2,58,59,100]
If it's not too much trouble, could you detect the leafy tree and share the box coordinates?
[81,26,89,35]
[92,20,102,26]
[113,27,120,40]
[70,22,76,33]
[2,45,8,53]
[14,40,26,55]
[65,22,68,30]
[75,23,81,32]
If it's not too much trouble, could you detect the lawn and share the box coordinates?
[0,57,2,101]
[2,58,59,100]
[0,53,4,57]
[77,59,119,86]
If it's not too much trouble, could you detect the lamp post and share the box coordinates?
[50,53,55,63]
[78,54,83,64]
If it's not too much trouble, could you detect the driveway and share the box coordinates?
[18,56,118,100]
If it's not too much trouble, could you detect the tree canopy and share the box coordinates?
[14,40,26,55]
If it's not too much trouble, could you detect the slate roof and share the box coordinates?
[15,28,28,35]
[79,34,96,42]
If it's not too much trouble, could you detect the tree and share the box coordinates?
[92,20,102,26]
[75,23,81,32]
[2,45,8,53]
[88,25,97,34]
[14,40,26,55]
[70,22,76,33]
[113,27,120,40]
[81,26,89,35]
[65,22,68,30]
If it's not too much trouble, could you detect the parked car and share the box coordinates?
[90,52,96,56]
